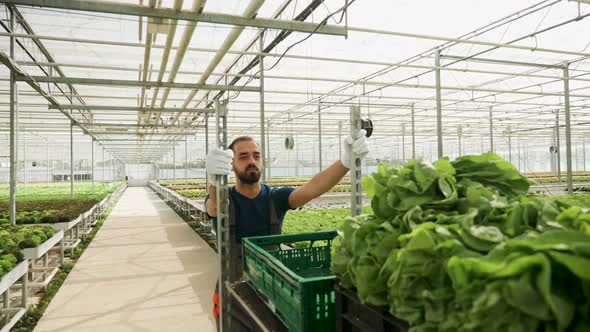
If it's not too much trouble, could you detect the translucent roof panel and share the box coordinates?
[0,0,589,165]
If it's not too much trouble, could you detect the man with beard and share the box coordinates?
[206,131,369,331]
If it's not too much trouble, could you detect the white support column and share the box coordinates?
[318,102,323,171]
[401,123,406,163]
[435,49,443,159]
[46,139,50,185]
[295,135,300,177]
[185,135,188,185]
[102,146,105,182]
[173,143,176,183]
[489,107,494,153]
[584,139,587,172]
[91,138,94,191]
[457,125,463,156]
[564,65,573,194]
[411,103,416,159]
[9,6,17,225]
[516,136,522,173]
[205,115,209,183]
[266,120,271,179]
[214,99,230,332]
[259,29,266,184]
[70,121,74,199]
[23,131,27,188]
[338,121,342,160]
[507,126,512,164]
[556,110,562,184]
[350,105,362,217]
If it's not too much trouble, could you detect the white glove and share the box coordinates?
[341,129,369,169]
[206,148,234,184]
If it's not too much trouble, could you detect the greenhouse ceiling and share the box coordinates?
[0,0,590,163]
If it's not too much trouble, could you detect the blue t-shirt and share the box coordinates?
[208,184,295,242]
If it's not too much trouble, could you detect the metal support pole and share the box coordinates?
[401,123,406,163]
[312,143,316,173]
[102,146,105,182]
[185,135,188,185]
[411,103,416,159]
[457,125,463,156]
[9,6,17,225]
[564,65,573,194]
[46,139,49,185]
[435,50,443,159]
[556,110,562,184]
[70,121,74,199]
[318,102,323,171]
[205,115,209,183]
[215,99,231,332]
[338,121,342,160]
[296,136,300,177]
[480,135,484,154]
[350,105,362,217]
[522,144,529,172]
[489,107,494,153]
[517,137,522,172]
[508,126,512,164]
[259,29,266,184]
[266,120,270,179]
[91,139,95,191]
[173,143,176,183]
[205,116,209,155]
[584,139,587,172]
[23,131,27,188]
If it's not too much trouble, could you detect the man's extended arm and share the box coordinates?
[288,161,349,209]
[288,129,369,209]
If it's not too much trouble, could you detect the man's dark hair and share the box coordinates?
[228,136,258,152]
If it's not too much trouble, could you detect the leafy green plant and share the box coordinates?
[0,181,123,202]
[177,189,208,198]
[0,224,55,251]
[0,200,98,224]
[530,175,590,184]
[331,153,590,331]
[0,253,18,278]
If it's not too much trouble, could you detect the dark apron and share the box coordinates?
[213,190,280,331]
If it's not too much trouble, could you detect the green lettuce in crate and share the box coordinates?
[331,214,401,306]
[447,230,590,332]
[363,159,458,222]
[332,153,590,332]
[452,153,533,198]
[383,222,480,328]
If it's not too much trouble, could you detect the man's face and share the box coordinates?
[232,140,263,185]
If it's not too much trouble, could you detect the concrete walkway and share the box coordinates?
[35,187,217,332]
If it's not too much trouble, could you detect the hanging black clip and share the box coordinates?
[361,119,374,138]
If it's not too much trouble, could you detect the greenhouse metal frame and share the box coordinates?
[1,1,590,331]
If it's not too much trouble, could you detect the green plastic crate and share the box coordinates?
[242,231,337,332]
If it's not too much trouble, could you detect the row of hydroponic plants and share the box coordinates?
[158,172,590,200]
[0,182,124,225]
[0,182,124,276]
[0,182,125,331]
[329,153,590,331]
